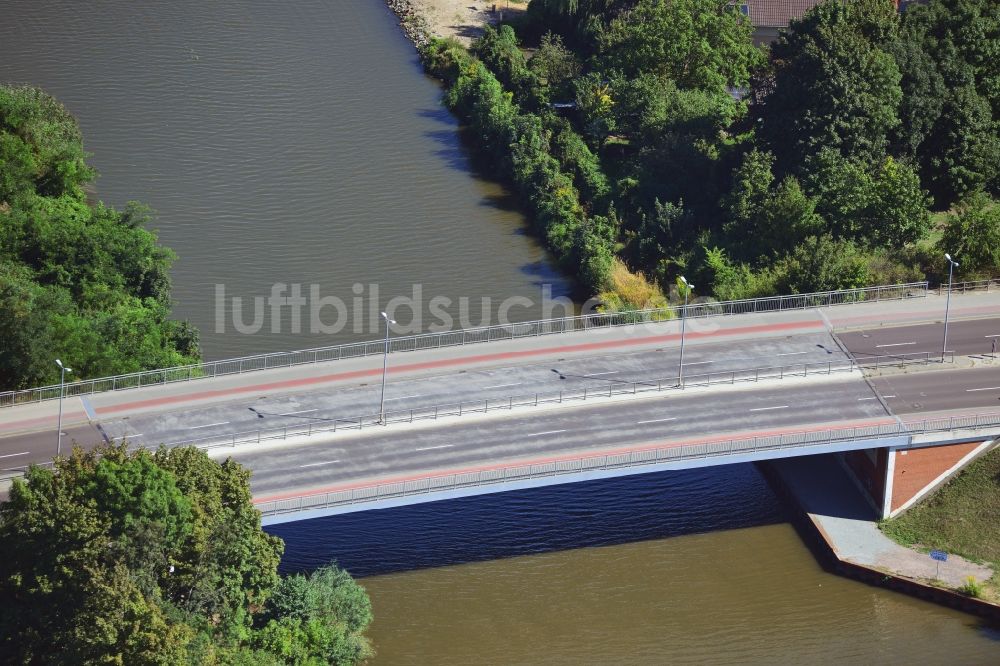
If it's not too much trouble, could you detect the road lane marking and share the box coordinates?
[637,417,678,424]
[965,386,1000,392]
[384,395,420,401]
[777,351,810,356]
[299,459,340,468]
[525,429,567,437]
[883,395,896,398]
[584,371,618,377]
[281,409,318,415]
[985,335,1000,338]
[125,433,144,438]
[0,451,29,459]
[857,397,878,401]
[187,421,229,429]
[875,342,917,348]
[484,382,523,389]
[683,360,714,365]
[415,444,453,451]
[749,405,790,412]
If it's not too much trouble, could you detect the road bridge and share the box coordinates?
[1,283,999,520]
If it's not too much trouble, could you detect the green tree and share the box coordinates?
[0,85,200,390]
[776,235,871,293]
[0,443,372,664]
[529,32,582,100]
[597,0,764,94]
[939,192,1000,275]
[760,0,902,172]
[899,0,1000,206]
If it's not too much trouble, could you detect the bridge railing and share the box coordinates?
[0,282,928,409]
[934,278,1000,295]
[167,350,946,451]
[255,409,1000,517]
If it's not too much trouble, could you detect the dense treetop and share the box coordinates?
[0,443,373,664]
[422,0,1000,306]
[0,85,199,390]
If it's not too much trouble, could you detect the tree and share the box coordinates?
[776,234,870,293]
[899,0,1000,206]
[529,32,582,101]
[759,0,902,172]
[939,192,1000,275]
[0,85,200,389]
[597,0,764,94]
[0,443,373,664]
[801,148,931,247]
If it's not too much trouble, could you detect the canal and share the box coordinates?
[2,1,996,662]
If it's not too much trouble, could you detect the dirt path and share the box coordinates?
[388,0,527,46]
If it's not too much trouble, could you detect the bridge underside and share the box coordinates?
[259,432,996,526]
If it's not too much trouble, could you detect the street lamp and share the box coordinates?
[55,359,72,456]
[379,311,396,424]
[678,277,693,387]
[942,253,959,360]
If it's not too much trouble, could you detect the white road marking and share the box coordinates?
[415,444,453,451]
[966,386,1000,392]
[683,360,714,365]
[525,429,567,437]
[187,421,229,429]
[777,351,810,356]
[875,342,917,348]
[281,409,318,415]
[299,459,341,468]
[584,371,618,377]
[125,433,144,438]
[484,382,523,389]
[749,405,789,412]
[985,334,1000,338]
[637,417,678,424]
[883,395,896,398]
[857,397,878,401]
[0,451,29,459]
[384,395,420,401]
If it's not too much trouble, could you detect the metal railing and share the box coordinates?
[255,409,1000,517]
[171,350,946,450]
[0,282,928,408]
[935,278,1000,295]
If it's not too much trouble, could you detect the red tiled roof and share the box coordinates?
[745,0,826,28]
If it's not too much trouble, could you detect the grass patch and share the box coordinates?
[880,445,1000,598]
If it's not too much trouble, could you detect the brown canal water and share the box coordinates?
[3,3,998,663]
[0,0,570,361]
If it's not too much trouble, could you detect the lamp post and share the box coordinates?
[55,359,72,456]
[942,253,959,361]
[379,311,396,424]
[678,277,693,387]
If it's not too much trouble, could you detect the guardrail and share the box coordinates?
[0,282,928,409]
[171,350,946,450]
[935,278,1000,294]
[255,409,1000,517]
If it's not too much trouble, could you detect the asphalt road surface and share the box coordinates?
[839,317,1000,359]
[241,377,887,497]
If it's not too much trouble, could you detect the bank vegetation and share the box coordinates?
[420,0,1000,308]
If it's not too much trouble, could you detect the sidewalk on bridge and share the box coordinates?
[765,453,993,590]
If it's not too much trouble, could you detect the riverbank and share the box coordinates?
[881,443,1000,602]
[761,454,1000,622]
[386,0,526,46]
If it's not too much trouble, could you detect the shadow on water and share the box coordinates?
[267,463,788,578]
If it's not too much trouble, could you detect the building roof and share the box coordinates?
[745,0,826,28]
